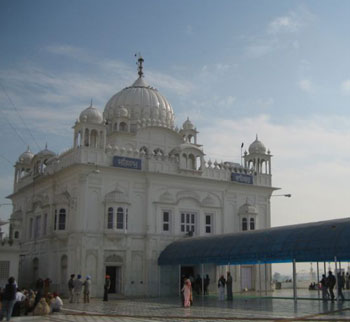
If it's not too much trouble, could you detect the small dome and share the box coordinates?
[18,146,34,164]
[238,202,258,215]
[248,135,266,154]
[79,104,103,124]
[182,117,194,130]
[36,144,56,159]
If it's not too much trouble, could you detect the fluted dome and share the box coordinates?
[36,145,56,158]
[182,117,194,130]
[248,135,266,154]
[104,77,175,129]
[79,104,103,124]
[238,202,258,215]
[18,146,34,164]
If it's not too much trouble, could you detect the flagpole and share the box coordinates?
[241,143,244,166]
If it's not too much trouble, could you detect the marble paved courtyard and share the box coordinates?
[11,292,350,322]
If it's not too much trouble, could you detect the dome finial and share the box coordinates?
[90,98,93,107]
[135,53,144,78]
[256,134,258,140]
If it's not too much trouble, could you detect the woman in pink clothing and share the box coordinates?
[181,279,192,307]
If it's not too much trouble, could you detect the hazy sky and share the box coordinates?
[1,0,350,235]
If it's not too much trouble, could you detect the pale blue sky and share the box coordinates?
[1,0,350,235]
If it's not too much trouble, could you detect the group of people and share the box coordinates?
[218,272,233,301]
[320,270,347,302]
[0,276,63,321]
[181,272,233,308]
[67,274,91,304]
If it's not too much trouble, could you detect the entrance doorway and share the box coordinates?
[181,266,194,279]
[106,266,121,293]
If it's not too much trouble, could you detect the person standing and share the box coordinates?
[337,272,345,301]
[73,275,83,303]
[83,276,91,303]
[43,278,52,297]
[67,274,75,303]
[346,272,350,290]
[218,275,226,301]
[181,279,192,308]
[327,271,336,302]
[103,275,111,301]
[226,272,233,300]
[320,274,329,301]
[0,277,17,321]
[204,274,210,295]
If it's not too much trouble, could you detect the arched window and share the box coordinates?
[119,122,128,132]
[116,207,124,229]
[250,218,255,230]
[107,207,114,229]
[58,208,66,230]
[14,231,19,239]
[242,218,248,231]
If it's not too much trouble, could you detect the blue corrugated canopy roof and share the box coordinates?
[158,218,350,266]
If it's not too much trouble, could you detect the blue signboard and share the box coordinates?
[231,173,253,184]
[113,156,142,170]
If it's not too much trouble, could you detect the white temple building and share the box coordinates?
[8,57,277,296]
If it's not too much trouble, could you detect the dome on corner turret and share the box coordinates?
[248,135,266,154]
[18,146,34,164]
[79,104,103,124]
[36,144,56,158]
[182,117,194,130]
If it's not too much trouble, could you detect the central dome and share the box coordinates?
[103,77,175,129]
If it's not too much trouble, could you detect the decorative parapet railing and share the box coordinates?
[15,145,272,189]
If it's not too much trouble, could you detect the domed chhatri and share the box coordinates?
[18,146,34,164]
[103,58,175,129]
[182,117,194,130]
[248,135,266,154]
[79,103,104,124]
[36,143,56,158]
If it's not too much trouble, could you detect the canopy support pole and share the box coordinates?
[264,263,267,295]
[324,262,326,275]
[258,261,262,296]
[158,265,161,297]
[293,259,297,302]
[202,263,204,298]
[178,265,181,297]
[335,257,338,303]
[316,262,320,299]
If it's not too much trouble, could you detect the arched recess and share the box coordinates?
[90,130,98,148]
[188,154,195,170]
[33,258,39,284]
[84,129,90,146]
[86,253,98,295]
[119,122,128,132]
[60,255,68,292]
